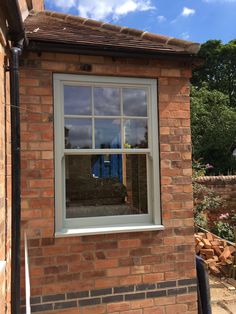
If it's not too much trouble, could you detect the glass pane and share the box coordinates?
[65,154,148,218]
[64,85,92,115]
[123,88,147,117]
[94,87,120,116]
[65,118,92,149]
[95,119,121,149]
[124,119,148,148]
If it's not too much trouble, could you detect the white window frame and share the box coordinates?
[54,74,164,236]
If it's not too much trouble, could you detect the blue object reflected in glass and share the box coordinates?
[92,154,123,182]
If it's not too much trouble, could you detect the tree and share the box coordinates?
[192,40,236,108]
[191,85,236,174]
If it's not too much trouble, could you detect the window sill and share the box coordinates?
[55,224,165,237]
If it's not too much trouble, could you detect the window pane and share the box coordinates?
[64,86,92,115]
[95,119,121,149]
[65,154,148,218]
[123,88,147,117]
[65,118,92,149]
[124,119,148,148]
[94,87,120,116]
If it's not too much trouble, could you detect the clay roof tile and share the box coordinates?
[24,10,200,55]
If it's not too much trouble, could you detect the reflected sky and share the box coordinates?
[65,118,92,149]
[64,85,92,115]
[94,87,121,116]
[123,88,147,117]
[124,119,148,148]
[95,119,121,149]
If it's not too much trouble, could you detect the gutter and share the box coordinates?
[4,0,27,313]
[27,40,202,63]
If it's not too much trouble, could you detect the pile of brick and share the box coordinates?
[195,232,235,277]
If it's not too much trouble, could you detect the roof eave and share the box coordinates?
[26,39,201,62]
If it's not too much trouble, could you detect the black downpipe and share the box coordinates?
[10,47,22,314]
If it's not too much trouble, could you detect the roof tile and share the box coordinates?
[24,10,200,55]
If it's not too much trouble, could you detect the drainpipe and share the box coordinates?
[4,0,27,313]
[10,46,22,314]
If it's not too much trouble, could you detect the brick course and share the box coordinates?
[21,278,197,313]
[19,51,197,313]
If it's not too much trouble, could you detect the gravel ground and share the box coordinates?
[210,275,236,314]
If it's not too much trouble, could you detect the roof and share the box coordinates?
[24,10,200,56]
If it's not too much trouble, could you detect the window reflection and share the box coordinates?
[94,87,121,116]
[65,118,92,149]
[64,86,92,115]
[95,119,121,149]
[124,119,148,148]
[123,88,147,117]
[65,154,148,218]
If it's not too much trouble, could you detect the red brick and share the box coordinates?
[82,305,106,314]
[118,239,141,248]
[143,307,165,314]
[107,302,130,312]
[123,310,142,314]
[166,304,188,314]
[130,299,154,309]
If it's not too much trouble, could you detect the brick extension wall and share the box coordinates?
[19,52,197,313]
[0,16,12,314]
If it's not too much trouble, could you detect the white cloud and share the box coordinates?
[181,7,196,17]
[53,0,76,10]
[180,32,190,40]
[50,0,155,21]
[157,15,166,23]
[77,0,155,21]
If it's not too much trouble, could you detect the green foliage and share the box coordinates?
[192,40,236,108]
[193,182,225,214]
[191,85,236,174]
[194,212,208,230]
[212,221,234,242]
[192,161,226,231]
[192,160,206,179]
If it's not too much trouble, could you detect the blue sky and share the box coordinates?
[44,0,236,43]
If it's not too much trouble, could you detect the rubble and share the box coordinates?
[195,231,235,277]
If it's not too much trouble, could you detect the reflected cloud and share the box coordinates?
[124,119,148,148]
[95,119,121,148]
[64,86,92,115]
[94,87,121,116]
[65,118,92,149]
[123,88,147,117]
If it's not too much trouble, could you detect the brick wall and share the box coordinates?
[0,13,12,314]
[195,176,236,223]
[18,0,44,13]
[19,52,197,313]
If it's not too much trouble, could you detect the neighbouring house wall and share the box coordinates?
[18,0,44,14]
[195,176,236,223]
[19,52,197,314]
[0,11,12,314]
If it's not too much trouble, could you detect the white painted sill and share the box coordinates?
[55,224,165,237]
